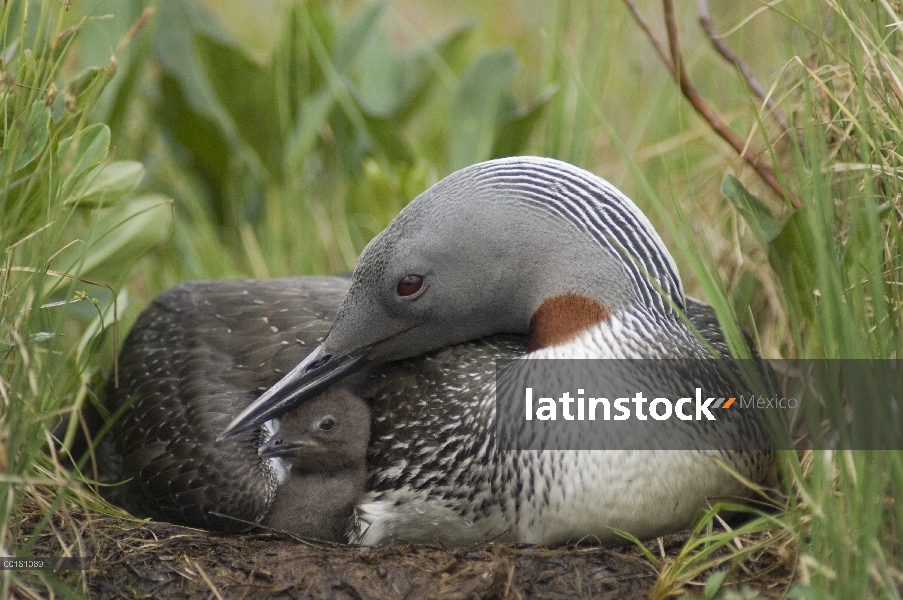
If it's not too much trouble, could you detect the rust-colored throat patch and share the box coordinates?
[528,293,612,352]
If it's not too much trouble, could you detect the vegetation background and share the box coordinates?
[1,0,901,597]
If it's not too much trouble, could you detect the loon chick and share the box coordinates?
[260,388,370,542]
[221,156,775,547]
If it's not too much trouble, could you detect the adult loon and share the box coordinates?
[109,157,774,546]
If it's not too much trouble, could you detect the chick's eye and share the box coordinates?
[397,274,424,297]
[319,418,336,431]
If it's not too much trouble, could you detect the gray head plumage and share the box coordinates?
[328,156,684,362]
[222,156,689,436]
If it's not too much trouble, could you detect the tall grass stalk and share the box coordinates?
[0,2,162,596]
[577,2,903,596]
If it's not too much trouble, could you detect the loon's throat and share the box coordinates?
[528,293,612,351]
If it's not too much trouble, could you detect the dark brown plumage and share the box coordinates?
[105,277,351,532]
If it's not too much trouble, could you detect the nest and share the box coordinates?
[10,494,795,600]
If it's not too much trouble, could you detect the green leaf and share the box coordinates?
[703,569,728,599]
[609,528,661,566]
[65,64,116,114]
[768,210,815,320]
[330,108,375,172]
[67,66,104,98]
[433,18,477,72]
[154,0,226,118]
[334,0,388,72]
[285,88,336,170]
[53,195,172,279]
[351,33,403,118]
[0,38,20,69]
[492,84,557,158]
[8,100,51,172]
[86,2,154,135]
[450,49,518,170]
[75,0,145,68]
[57,123,110,181]
[786,586,819,600]
[720,175,782,247]
[67,160,145,208]
[364,115,414,164]
[296,2,376,174]
[350,18,476,122]
[728,271,759,324]
[193,32,281,172]
[154,1,249,153]
[721,175,817,322]
[158,73,231,185]
[395,19,477,122]
[154,0,266,186]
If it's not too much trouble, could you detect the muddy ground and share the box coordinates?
[12,503,794,600]
[87,522,656,599]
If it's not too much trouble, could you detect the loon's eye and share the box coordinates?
[397,275,424,297]
[319,418,336,431]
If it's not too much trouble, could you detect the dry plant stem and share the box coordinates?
[115,7,155,54]
[621,0,801,209]
[662,0,801,208]
[696,0,791,133]
[621,0,675,71]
